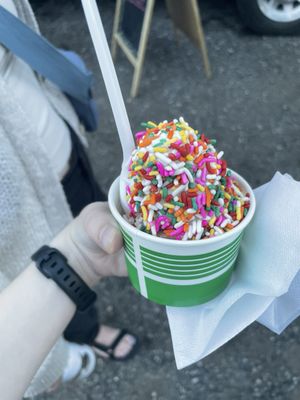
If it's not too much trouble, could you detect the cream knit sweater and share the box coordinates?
[0,0,86,397]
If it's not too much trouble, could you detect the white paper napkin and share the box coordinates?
[167,172,300,369]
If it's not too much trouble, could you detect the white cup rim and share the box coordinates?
[108,171,256,247]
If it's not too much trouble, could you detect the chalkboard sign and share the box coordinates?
[111,0,209,97]
[166,0,211,78]
[121,0,147,53]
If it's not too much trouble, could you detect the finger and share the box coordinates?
[101,249,128,277]
[113,249,128,277]
[80,202,123,254]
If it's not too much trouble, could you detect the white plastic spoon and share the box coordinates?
[81,0,135,212]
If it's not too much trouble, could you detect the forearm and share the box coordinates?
[0,202,126,400]
[0,261,76,400]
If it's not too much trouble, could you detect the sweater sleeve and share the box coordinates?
[0,126,70,397]
[0,126,24,262]
[0,125,51,282]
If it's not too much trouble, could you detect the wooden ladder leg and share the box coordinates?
[197,22,211,78]
[130,0,155,97]
[191,0,211,78]
[111,0,122,60]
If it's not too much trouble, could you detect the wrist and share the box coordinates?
[50,227,100,288]
[27,262,76,313]
[31,243,97,311]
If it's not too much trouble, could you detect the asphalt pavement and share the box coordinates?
[31,0,300,399]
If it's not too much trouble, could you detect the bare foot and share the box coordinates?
[93,325,137,359]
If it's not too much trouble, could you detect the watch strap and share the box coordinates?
[31,245,97,312]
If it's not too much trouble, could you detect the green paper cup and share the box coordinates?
[108,172,255,307]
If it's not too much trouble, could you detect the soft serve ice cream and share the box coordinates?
[125,117,250,241]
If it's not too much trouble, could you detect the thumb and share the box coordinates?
[80,202,123,254]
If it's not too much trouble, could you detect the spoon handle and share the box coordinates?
[81,0,134,159]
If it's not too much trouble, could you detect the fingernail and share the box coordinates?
[98,225,118,253]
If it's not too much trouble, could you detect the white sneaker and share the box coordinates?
[62,343,96,382]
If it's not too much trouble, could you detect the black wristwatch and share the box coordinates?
[31,245,97,312]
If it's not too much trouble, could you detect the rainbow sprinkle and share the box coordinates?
[126,117,250,240]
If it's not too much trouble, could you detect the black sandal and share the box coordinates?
[92,329,139,361]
